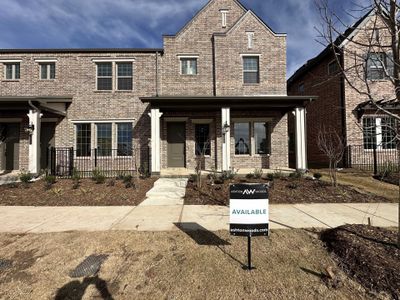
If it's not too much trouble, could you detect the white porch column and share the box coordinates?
[221,107,231,171]
[149,108,163,174]
[294,107,307,171]
[27,109,41,174]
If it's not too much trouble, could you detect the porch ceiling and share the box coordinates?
[140,95,317,110]
[0,96,72,116]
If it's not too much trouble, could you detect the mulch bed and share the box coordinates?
[321,224,400,299]
[0,177,157,206]
[374,173,399,186]
[184,177,392,205]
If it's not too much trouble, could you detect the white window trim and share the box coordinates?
[363,116,396,150]
[233,119,271,157]
[96,62,113,91]
[3,63,20,80]
[179,57,198,75]
[74,120,134,158]
[34,59,57,63]
[40,63,56,80]
[242,56,260,84]
[115,62,133,91]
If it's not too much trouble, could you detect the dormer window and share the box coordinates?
[220,9,228,28]
[246,32,255,49]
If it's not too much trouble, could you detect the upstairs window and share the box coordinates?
[195,124,211,156]
[116,63,133,90]
[298,82,305,93]
[243,56,259,84]
[328,60,339,75]
[180,58,197,75]
[40,63,55,80]
[97,62,112,90]
[366,52,393,80]
[5,63,20,80]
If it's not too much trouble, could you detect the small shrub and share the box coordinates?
[221,168,238,181]
[72,169,81,189]
[139,162,150,179]
[51,187,63,196]
[208,168,219,184]
[19,170,33,188]
[273,169,285,179]
[253,168,263,179]
[289,171,302,179]
[43,174,56,190]
[91,168,105,184]
[189,174,197,183]
[287,182,298,189]
[313,172,322,180]
[115,172,125,180]
[123,174,135,189]
[246,173,255,179]
[266,173,274,181]
[106,178,115,187]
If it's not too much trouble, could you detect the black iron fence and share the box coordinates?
[48,147,138,178]
[346,145,400,174]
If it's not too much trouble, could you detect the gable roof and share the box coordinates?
[164,0,247,38]
[287,8,374,86]
[223,10,286,37]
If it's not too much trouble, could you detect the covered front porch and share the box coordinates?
[0,96,72,174]
[141,96,315,176]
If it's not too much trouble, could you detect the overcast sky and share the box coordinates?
[0,0,367,78]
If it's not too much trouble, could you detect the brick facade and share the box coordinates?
[0,0,293,173]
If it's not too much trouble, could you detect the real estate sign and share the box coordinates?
[229,183,269,236]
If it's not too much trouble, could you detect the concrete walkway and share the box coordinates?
[0,203,397,233]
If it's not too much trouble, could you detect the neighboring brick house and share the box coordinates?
[0,0,313,176]
[287,8,398,169]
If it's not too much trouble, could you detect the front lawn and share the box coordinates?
[0,229,373,299]
[0,177,157,206]
[185,176,392,206]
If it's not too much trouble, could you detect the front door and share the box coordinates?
[167,122,185,168]
[4,123,20,171]
[40,122,56,170]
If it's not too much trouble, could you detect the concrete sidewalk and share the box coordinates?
[0,203,397,233]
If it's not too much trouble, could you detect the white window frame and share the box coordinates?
[40,63,56,80]
[73,120,134,158]
[179,56,198,75]
[3,62,20,80]
[92,58,135,91]
[115,62,133,91]
[242,55,260,84]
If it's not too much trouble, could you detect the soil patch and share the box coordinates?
[374,173,399,186]
[0,177,156,206]
[0,230,373,299]
[321,224,399,299]
[185,177,392,205]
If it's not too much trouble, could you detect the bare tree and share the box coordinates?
[316,0,400,247]
[317,126,346,187]
[194,140,210,189]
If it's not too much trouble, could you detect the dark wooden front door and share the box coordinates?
[40,122,56,169]
[167,122,185,168]
[5,123,20,170]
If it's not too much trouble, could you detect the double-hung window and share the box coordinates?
[97,123,112,156]
[234,123,250,155]
[76,124,91,157]
[363,116,396,150]
[254,122,269,154]
[117,123,133,156]
[116,63,133,90]
[243,56,259,84]
[97,62,113,90]
[180,58,197,75]
[5,63,20,80]
[366,53,387,80]
[40,63,55,80]
[195,124,211,156]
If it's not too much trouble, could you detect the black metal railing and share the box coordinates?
[346,145,400,174]
[48,147,138,178]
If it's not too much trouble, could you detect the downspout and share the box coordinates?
[211,35,217,96]
[339,53,348,167]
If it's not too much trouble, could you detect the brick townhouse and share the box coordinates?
[288,8,398,169]
[0,0,314,176]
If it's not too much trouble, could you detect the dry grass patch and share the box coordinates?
[0,230,374,299]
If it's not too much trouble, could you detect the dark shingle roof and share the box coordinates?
[0,48,163,54]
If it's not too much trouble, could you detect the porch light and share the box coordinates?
[222,122,230,134]
[24,124,35,135]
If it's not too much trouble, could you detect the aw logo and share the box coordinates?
[242,189,256,195]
